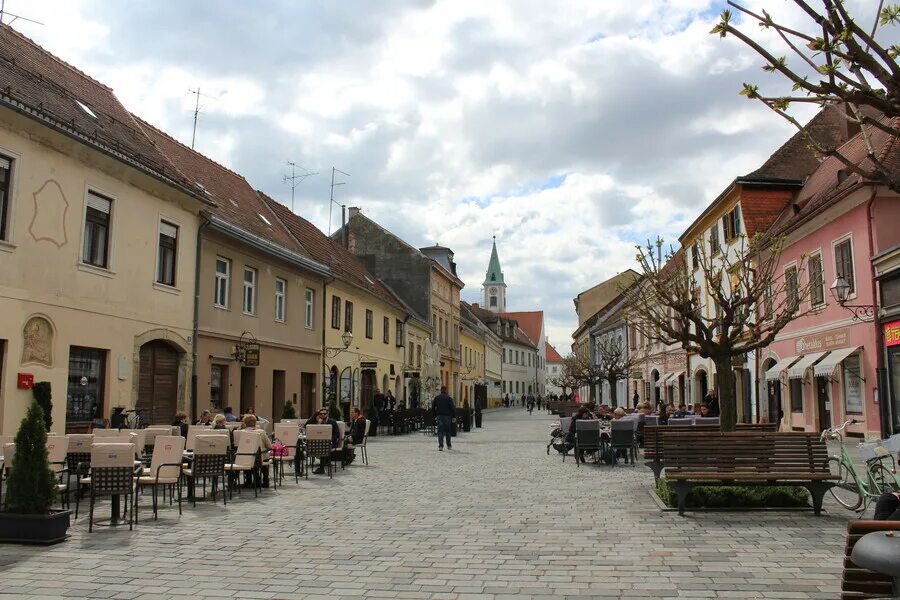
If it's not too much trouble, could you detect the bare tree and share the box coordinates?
[626,237,812,431]
[594,334,645,408]
[711,1,900,191]
[551,353,603,402]
[549,355,580,398]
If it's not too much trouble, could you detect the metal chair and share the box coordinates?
[184,434,228,506]
[694,417,720,425]
[84,443,136,532]
[224,432,261,498]
[667,417,695,426]
[558,417,574,462]
[358,420,371,465]
[609,419,637,466]
[135,435,184,521]
[574,420,602,467]
[305,425,333,479]
[273,423,301,484]
[46,435,70,509]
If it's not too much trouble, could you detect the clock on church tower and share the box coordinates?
[482,238,507,314]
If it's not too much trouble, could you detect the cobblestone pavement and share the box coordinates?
[0,409,852,599]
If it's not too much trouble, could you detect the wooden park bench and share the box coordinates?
[664,431,837,516]
[841,520,900,599]
[549,401,579,416]
[644,422,779,482]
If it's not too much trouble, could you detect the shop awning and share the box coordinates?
[814,346,860,377]
[656,373,674,387]
[765,356,799,382]
[788,351,828,380]
[665,371,684,386]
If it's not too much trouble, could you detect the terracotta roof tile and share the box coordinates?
[545,343,564,363]
[261,194,406,313]
[137,117,306,254]
[500,311,543,345]
[739,188,796,237]
[0,24,194,192]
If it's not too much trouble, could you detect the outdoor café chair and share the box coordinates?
[225,432,262,498]
[0,442,13,509]
[331,421,347,472]
[273,423,301,484]
[643,415,659,427]
[91,428,121,438]
[609,419,637,466]
[83,443,136,532]
[46,435,70,509]
[65,433,93,500]
[574,420,602,468]
[694,417,720,425]
[305,425,333,479]
[186,424,213,452]
[136,435,185,521]
[184,434,228,506]
[667,417,694,426]
[358,419,371,465]
[142,426,171,454]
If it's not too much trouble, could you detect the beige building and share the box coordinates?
[422,247,465,397]
[141,125,329,423]
[0,26,210,433]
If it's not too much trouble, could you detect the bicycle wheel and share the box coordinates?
[828,457,863,511]
[868,460,900,495]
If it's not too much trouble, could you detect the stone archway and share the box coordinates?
[762,357,782,426]
[694,368,708,405]
[132,328,190,419]
[137,339,181,425]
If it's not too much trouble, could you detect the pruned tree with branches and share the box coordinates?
[626,237,812,431]
[594,333,645,408]
[551,352,604,402]
[711,1,900,191]
[549,355,580,398]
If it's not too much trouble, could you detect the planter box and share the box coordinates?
[0,509,71,545]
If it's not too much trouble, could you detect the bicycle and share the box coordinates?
[822,419,900,512]
[121,408,146,430]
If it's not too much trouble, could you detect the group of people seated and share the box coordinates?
[567,399,720,434]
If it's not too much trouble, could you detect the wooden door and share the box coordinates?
[816,376,831,432]
[240,367,256,414]
[137,341,179,425]
[361,370,375,410]
[300,372,315,418]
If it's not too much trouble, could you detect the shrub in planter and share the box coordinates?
[32,382,52,432]
[655,477,810,509]
[1,399,70,544]
[328,396,343,421]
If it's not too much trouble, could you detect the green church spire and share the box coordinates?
[483,236,505,286]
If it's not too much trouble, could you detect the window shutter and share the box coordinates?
[159,221,178,238]
[87,192,111,214]
[0,157,10,171]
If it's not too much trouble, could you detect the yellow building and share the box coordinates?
[265,199,408,414]
[0,27,210,433]
[459,321,485,408]
[421,246,465,399]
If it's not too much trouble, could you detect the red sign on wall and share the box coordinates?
[17,373,34,389]
[885,320,900,347]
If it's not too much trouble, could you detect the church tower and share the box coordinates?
[482,237,507,313]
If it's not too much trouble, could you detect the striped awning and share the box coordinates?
[656,373,674,387]
[788,351,828,380]
[765,356,799,382]
[813,347,860,377]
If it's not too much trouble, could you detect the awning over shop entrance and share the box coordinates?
[656,373,674,387]
[765,356,799,381]
[788,351,828,379]
[813,346,860,377]
[665,371,684,386]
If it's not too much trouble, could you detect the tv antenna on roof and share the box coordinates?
[0,0,44,26]
[188,87,215,149]
[327,166,350,236]
[283,161,317,213]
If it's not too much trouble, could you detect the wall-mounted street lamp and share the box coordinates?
[325,331,353,358]
[829,276,875,321]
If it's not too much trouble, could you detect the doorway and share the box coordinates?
[695,370,708,402]
[137,340,178,425]
[300,372,315,418]
[240,366,256,415]
[272,369,286,421]
[816,376,831,432]
[67,346,107,432]
[361,370,376,410]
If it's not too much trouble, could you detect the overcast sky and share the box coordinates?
[12,0,883,349]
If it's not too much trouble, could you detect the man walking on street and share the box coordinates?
[432,385,456,451]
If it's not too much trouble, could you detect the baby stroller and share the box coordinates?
[546,419,574,456]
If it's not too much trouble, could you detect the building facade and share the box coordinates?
[545,343,565,397]
[0,27,210,433]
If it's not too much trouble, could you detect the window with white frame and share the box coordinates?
[304,289,314,329]
[834,237,855,295]
[395,319,404,347]
[722,205,741,241]
[243,267,257,314]
[365,309,374,339]
[808,253,824,307]
[383,316,390,344]
[83,191,112,268]
[156,221,178,286]
[708,222,720,255]
[0,155,12,241]
[274,277,286,322]
[785,265,799,312]
[214,257,230,308]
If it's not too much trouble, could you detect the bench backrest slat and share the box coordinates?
[663,431,830,475]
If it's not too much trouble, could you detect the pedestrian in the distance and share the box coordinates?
[432,385,456,451]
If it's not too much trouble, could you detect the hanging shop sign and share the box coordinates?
[244,344,260,366]
[884,320,900,347]
[360,361,377,369]
[794,327,850,355]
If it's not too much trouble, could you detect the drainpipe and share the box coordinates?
[866,188,890,438]
[191,217,211,421]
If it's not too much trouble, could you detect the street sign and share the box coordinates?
[244,343,260,366]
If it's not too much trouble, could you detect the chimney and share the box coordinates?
[348,206,360,218]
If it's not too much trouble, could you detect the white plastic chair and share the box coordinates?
[136,435,185,521]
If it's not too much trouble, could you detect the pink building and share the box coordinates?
[761,123,900,439]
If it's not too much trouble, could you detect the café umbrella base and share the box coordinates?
[0,509,71,545]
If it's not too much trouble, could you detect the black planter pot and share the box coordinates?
[474,411,483,428]
[0,510,71,545]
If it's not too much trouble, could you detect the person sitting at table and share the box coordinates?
[698,404,712,418]
[612,407,626,420]
[640,403,653,416]
[594,405,612,422]
[223,406,239,422]
[245,407,270,425]
[240,414,271,487]
[568,406,596,464]
[172,411,189,437]
[347,407,367,446]
[308,408,340,475]
[212,414,228,429]
[196,409,212,426]
[674,403,690,418]
[659,404,676,425]
[691,402,702,415]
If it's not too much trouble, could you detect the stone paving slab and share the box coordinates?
[0,409,854,599]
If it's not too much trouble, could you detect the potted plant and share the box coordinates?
[281,400,297,420]
[0,399,70,544]
[32,382,53,432]
[365,404,379,437]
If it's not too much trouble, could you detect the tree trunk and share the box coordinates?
[714,355,737,432]
[608,378,618,408]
